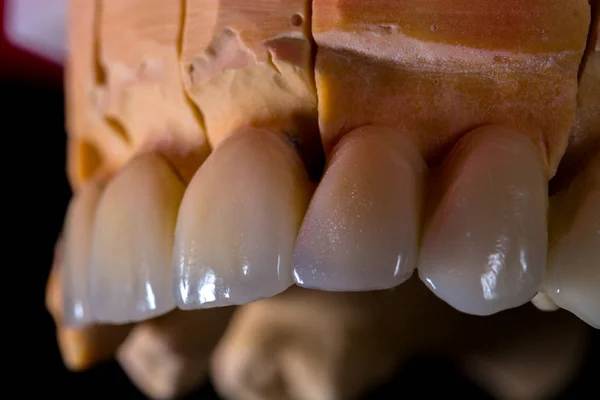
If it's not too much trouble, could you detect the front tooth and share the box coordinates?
[89,153,185,323]
[293,125,425,291]
[174,128,312,308]
[544,156,600,329]
[418,125,548,316]
[62,180,103,326]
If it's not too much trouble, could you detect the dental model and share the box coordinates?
[47,0,599,398]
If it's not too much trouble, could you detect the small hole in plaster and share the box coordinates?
[290,13,304,27]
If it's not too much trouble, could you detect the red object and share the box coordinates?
[0,0,63,86]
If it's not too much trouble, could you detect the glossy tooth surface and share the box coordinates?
[530,292,559,312]
[545,156,600,329]
[47,240,132,371]
[90,153,185,323]
[174,129,312,309]
[293,126,425,290]
[418,125,548,316]
[62,180,103,326]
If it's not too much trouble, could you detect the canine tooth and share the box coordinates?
[418,126,548,316]
[46,241,132,371]
[89,153,185,323]
[118,307,234,399]
[293,126,425,291]
[543,30,600,327]
[62,180,103,326]
[174,129,312,309]
[545,156,600,329]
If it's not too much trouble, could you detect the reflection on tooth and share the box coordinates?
[293,126,425,291]
[90,153,185,323]
[545,156,600,329]
[418,125,548,316]
[62,180,103,326]
[174,129,312,308]
[47,243,132,371]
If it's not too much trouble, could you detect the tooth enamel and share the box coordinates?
[418,125,548,316]
[46,243,132,371]
[293,126,425,290]
[173,129,312,308]
[531,292,559,312]
[544,156,600,329]
[89,153,185,323]
[62,180,103,326]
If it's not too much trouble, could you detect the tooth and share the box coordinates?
[118,307,234,399]
[542,26,600,328]
[211,279,467,400]
[62,180,103,326]
[46,240,132,371]
[544,156,600,329]
[313,0,589,175]
[174,129,312,308]
[293,126,425,290]
[530,292,559,312]
[89,153,185,323]
[418,125,548,316]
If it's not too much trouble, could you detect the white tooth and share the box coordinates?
[293,125,425,291]
[89,153,185,323]
[545,156,600,329]
[531,292,559,312]
[62,180,104,327]
[173,128,312,309]
[418,125,548,316]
